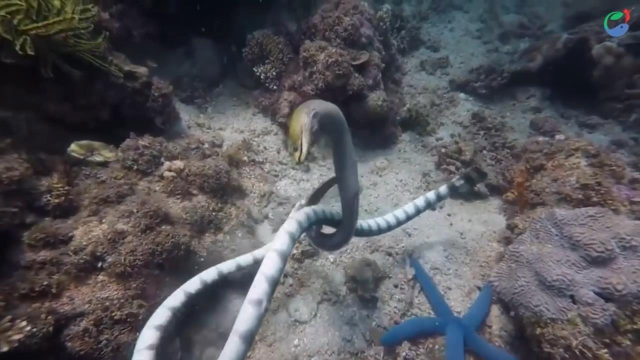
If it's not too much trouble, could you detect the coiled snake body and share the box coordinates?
[132,100,487,360]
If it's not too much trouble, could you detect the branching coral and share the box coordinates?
[0,0,122,78]
[243,30,293,90]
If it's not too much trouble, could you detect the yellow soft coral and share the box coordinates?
[0,0,122,78]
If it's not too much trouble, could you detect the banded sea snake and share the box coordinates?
[132,166,487,360]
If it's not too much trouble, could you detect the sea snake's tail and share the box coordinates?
[131,245,270,360]
[315,166,488,236]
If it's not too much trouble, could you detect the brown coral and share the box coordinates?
[247,0,406,146]
[0,134,246,359]
[185,158,234,196]
[23,219,74,249]
[298,41,365,97]
[243,30,293,90]
[504,137,630,215]
[119,135,168,175]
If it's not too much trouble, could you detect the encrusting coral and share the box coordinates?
[0,0,122,78]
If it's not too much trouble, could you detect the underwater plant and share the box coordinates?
[0,0,122,78]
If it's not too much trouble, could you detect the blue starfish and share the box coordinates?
[381,258,517,360]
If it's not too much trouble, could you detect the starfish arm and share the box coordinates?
[461,283,493,330]
[465,330,518,360]
[410,257,454,318]
[380,317,447,347]
[445,322,465,360]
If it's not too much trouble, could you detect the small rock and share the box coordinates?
[210,132,225,148]
[291,242,320,263]
[374,158,390,172]
[162,171,177,179]
[345,258,387,306]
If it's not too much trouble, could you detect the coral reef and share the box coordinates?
[454,14,640,123]
[245,0,413,147]
[491,207,640,360]
[0,134,247,359]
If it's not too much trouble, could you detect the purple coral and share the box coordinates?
[490,207,640,326]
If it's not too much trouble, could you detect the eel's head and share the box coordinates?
[288,103,316,164]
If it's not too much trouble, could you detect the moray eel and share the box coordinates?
[288,99,360,252]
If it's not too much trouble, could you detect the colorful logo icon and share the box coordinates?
[604,9,632,38]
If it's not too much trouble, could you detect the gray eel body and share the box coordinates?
[299,100,360,252]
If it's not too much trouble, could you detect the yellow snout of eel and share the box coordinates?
[288,105,313,164]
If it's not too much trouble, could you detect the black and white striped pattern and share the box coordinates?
[316,166,487,237]
[132,166,486,360]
